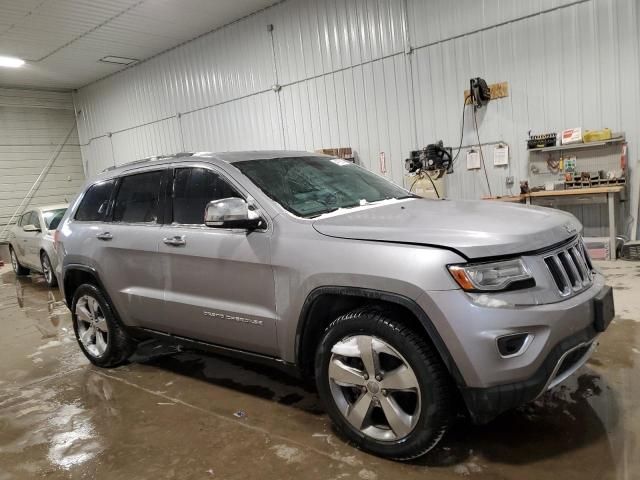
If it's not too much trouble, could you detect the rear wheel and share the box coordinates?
[40,252,57,287]
[315,307,452,460]
[9,247,29,276]
[71,283,135,367]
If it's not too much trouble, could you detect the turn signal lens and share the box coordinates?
[448,266,475,290]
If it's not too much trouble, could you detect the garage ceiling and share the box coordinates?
[0,0,276,90]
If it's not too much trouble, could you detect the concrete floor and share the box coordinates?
[0,262,639,480]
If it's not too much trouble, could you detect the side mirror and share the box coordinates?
[23,224,40,233]
[204,198,263,230]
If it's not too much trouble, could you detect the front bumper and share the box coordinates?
[460,325,599,423]
[416,273,611,423]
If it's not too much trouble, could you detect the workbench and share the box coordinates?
[483,186,625,260]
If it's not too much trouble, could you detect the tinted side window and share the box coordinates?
[113,171,163,223]
[173,167,240,224]
[75,180,115,221]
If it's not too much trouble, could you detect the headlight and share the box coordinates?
[448,258,534,292]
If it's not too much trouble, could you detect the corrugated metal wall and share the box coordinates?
[74,0,640,237]
[0,88,84,242]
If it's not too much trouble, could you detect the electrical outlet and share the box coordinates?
[506,176,515,188]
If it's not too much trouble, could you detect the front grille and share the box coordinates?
[544,240,594,296]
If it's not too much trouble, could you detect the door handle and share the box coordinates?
[96,232,113,241]
[163,235,186,247]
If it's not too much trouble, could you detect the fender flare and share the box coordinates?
[62,264,126,327]
[295,286,467,388]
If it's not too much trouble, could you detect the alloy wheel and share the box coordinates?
[75,294,109,358]
[42,254,52,283]
[10,250,18,273]
[328,335,421,442]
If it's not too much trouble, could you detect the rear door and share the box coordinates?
[91,169,168,329]
[157,164,277,355]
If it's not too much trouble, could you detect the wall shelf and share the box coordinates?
[527,136,625,153]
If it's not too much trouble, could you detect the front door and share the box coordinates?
[157,165,277,356]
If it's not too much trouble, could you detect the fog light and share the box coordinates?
[497,333,530,357]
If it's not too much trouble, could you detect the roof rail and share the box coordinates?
[101,152,195,172]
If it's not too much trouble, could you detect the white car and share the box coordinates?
[8,204,68,287]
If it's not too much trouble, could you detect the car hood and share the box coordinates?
[312,198,580,259]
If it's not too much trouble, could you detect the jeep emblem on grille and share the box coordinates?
[565,223,577,234]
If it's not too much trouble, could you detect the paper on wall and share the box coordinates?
[493,145,509,166]
[466,150,480,170]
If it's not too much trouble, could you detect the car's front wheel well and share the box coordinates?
[64,269,99,307]
[296,290,437,380]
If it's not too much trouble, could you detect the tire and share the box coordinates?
[9,246,29,276]
[71,283,135,368]
[315,306,452,460]
[40,252,58,287]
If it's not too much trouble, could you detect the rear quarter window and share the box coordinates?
[75,180,116,221]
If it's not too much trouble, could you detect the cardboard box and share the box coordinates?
[561,128,582,145]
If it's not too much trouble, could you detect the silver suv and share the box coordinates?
[55,151,614,460]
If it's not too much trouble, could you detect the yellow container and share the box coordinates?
[583,128,612,142]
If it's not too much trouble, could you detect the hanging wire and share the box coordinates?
[472,107,492,197]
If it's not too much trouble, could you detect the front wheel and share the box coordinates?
[71,284,135,367]
[315,307,453,460]
[9,247,29,276]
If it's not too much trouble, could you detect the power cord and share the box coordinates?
[451,95,471,167]
[410,170,441,198]
[472,106,492,197]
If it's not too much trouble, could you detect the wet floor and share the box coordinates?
[0,262,639,479]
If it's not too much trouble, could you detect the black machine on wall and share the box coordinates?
[405,76,491,175]
[405,141,453,174]
[469,77,491,109]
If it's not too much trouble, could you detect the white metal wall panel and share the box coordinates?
[111,117,183,166]
[406,0,583,48]
[81,136,114,179]
[0,89,84,241]
[271,0,406,85]
[74,10,276,142]
[181,91,283,152]
[74,0,640,236]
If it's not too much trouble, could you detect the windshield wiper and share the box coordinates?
[307,202,364,218]
[307,207,340,218]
